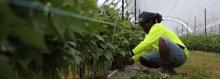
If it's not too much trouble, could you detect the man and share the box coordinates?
[122,11,189,74]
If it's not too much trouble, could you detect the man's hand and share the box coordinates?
[123,58,134,65]
[118,52,134,65]
[118,54,131,64]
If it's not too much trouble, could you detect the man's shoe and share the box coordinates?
[158,67,177,75]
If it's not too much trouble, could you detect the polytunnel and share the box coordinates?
[97,0,220,35]
[1,0,220,79]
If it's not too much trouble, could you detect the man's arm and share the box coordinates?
[132,26,162,55]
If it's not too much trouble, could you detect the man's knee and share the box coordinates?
[139,56,160,68]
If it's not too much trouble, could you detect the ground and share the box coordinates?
[109,51,220,79]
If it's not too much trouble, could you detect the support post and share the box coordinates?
[204,9,207,36]
[134,0,137,24]
[194,16,197,34]
[121,0,124,20]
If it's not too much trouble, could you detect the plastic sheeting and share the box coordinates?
[97,0,220,35]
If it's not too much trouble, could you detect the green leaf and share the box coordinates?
[95,34,105,42]
[107,43,115,49]
[79,0,97,12]
[33,52,43,67]
[74,55,82,65]
[68,18,87,33]
[51,14,67,40]
[64,29,76,41]
[18,59,31,70]
[68,41,76,47]
[0,1,25,26]
[30,11,54,35]
[50,0,64,7]
[0,1,25,42]
[104,52,113,61]
[0,27,9,42]
[68,47,82,64]
[14,26,49,53]
[119,51,126,56]
[63,0,74,7]
[0,55,14,79]
[85,22,107,33]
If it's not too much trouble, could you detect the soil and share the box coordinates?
[108,62,148,79]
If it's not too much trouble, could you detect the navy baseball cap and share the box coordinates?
[136,11,156,23]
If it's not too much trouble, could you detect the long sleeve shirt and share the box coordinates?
[132,23,189,62]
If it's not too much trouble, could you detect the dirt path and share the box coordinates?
[108,62,148,79]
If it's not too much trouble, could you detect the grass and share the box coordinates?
[133,51,220,79]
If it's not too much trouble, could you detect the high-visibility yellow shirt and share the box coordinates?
[132,23,189,62]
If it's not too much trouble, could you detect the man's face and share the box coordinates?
[139,21,152,34]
